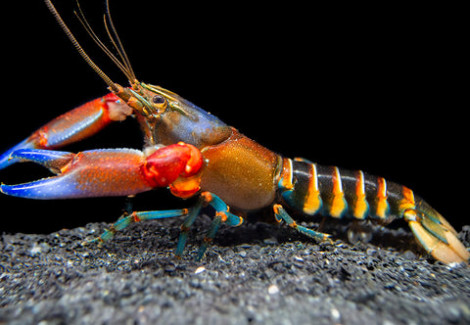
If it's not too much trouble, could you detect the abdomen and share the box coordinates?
[279,158,417,222]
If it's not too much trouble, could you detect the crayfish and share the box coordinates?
[1,0,468,264]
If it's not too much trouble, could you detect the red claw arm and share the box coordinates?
[27,93,133,149]
[0,143,204,200]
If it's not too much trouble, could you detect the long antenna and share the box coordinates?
[104,0,136,83]
[44,0,119,92]
[74,1,133,81]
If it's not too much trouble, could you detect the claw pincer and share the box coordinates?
[0,143,203,200]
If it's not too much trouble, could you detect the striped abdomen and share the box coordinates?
[278,158,417,222]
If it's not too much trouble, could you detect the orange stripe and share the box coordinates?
[399,186,415,212]
[353,170,368,219]
[376,177,389,219]
[330,167,347,218]
[303,164,322,215]
[280,159,294,190]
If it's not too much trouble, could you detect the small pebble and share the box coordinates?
[194,266,206,274]
[268,284,279,295]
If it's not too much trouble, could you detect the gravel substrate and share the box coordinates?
[0,216,469,325]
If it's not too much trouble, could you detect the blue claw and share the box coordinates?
[0,149,78,199]
[11,149,74,174]
[0,176,80,200]
[0,139,34,170]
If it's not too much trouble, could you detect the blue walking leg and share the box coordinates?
[196,192,243,260]
[197,213,223,261]
[176,198,204,257]
[273,204,330,241]
[93,192,244,259]
[98,209,188,242]
[176,192,244,258]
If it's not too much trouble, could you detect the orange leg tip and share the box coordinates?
[215,211,228,222]
[201,192,213,203]
[203,237,213,243]
[236,217,244,227]
[132,212,141,222]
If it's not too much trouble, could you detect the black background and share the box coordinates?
[0,1,467,233]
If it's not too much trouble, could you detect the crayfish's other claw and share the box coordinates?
[0,148,153,200]
[0,140,34,170]
[0,93,133,171]
[405,208,469,264]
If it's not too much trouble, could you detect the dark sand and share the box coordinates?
[1,216,469,325]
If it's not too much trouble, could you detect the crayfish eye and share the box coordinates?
[151,94,168,112]
[152,95,165,104]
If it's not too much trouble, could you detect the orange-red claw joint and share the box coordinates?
[143,143,203,199]
[0,143,203,200]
